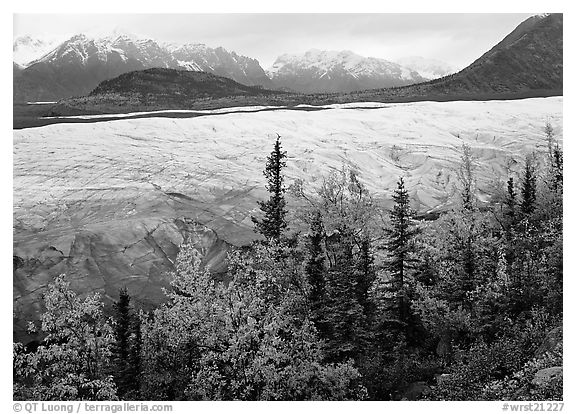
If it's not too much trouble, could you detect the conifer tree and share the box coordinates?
[112,288,132,397]
[385,177,418,334]
[127,314,142,399]
[457,144,478,301]
[502,176,518,277]
[252,134,288,242]
[304,210,330,337]
[323,233,368,362]
[520,153,537,218]
[504,177,517,227]
[305,210,326,305]
[544,123,563,193]
[112,288,142,399]
[356,235,376,318]
[552,145,563,191]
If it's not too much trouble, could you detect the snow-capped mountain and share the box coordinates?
[267,49,426,93]
[13,35,67,66]
[35,34,163,67]
[14,32,272,102]
[395,56,457,80]
[165,43,272,88]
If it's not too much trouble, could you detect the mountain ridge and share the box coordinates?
[266,49,426,93]
[13,33,274,102]
[14,13,562,115]
[14,33,449,102]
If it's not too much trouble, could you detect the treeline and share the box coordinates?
[13,125,563,401]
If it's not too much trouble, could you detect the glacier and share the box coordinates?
[12,97,562,341]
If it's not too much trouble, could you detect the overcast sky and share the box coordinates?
[13,13,534,69]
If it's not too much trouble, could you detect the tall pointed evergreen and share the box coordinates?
[456,144,478,302]
[323,232,367,362]
[305,210,326,305]
[252,134,288,242]
[520,153,537,218]
[111,287,142,399]
[504,177,517,226]
[385,177,418,334]
[127,314,142,399]
[544,123,563,193]
[112,287,133,397]
[552,144,563,191]
[502,177,518,285]
[356,234,376,318]
[304,210,330,337]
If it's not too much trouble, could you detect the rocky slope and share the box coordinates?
[267,49,426,93]
[13,98,562,341]
[165,43,273,89]
[461,13,563,91]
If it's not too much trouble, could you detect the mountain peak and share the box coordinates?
[267,49,425,93]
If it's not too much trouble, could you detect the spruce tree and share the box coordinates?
[356,235,376,318]
[552,143,564,189]
[252,134,288,242]
[323,232,367,362]
[552,145,563,191]
[385,177,418,335]
[455,144,478,303]
[544,124,563,192]
[305,210,326,305]
[520,154,537,218]
[504,177,517,226]
[127,315,142,399]
[503,176,518,277]
[111,287,142,399]
[112,287,132,397]
[304,210,330,337]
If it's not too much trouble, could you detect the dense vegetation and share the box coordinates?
[90,68,283,104]
[13,123,562,401]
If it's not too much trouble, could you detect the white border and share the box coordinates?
[4,2,573,412]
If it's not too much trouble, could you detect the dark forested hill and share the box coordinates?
[92,68,273,99]
[59,68,284,111]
